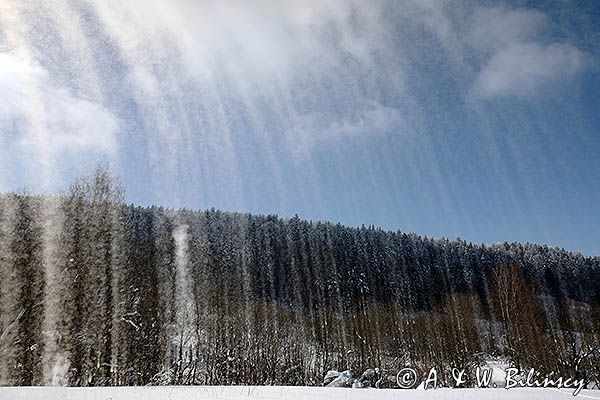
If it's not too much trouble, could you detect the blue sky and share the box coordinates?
[0,0,599,255]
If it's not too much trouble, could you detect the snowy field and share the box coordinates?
[1,386,599,400]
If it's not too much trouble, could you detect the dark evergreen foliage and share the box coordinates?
[0,171,599,387]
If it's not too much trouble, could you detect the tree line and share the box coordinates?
[1,169,599,387]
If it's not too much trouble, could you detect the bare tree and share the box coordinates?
[491,263,547,370]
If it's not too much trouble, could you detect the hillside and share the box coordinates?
[1,171,599,387]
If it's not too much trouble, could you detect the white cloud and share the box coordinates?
[468,7,548,52]
[95,0,391,83]
[17,88,119,155]
[290,101,408,154]
[89,0,405,167]
[472,42,585,99]
[319,103,406,140]
[468,6,587,99]
[0,54,119,163]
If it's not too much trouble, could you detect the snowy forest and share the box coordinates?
[1,169,599,388]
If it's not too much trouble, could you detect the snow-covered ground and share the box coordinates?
[1,386,599,400]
